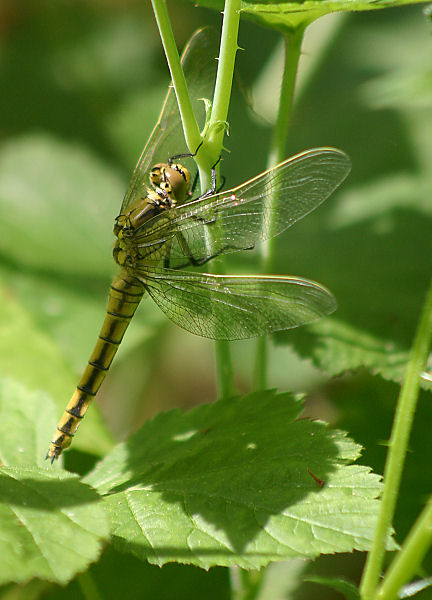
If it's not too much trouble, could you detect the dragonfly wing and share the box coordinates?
[120,28,218,214]
[132,147,351,267]
[139,267,337,340]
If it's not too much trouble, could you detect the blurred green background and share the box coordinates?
[0,0,432,598]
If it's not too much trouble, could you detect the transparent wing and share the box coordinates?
[138,267,337,340]
[132,148,351,267]
[120,27,219,214]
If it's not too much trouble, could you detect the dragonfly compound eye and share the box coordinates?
[164,163,191,203]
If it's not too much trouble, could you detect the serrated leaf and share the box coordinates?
[191,0,430,31]
[0,134,122,278]
[85,391,389,569]
[289,317,410,382]
[305,576,360,600]
[278,172,432,385]
[0,465,108,585]
[327,376,432,539]
[0,377,108,585]
[37,546,230,600]
[0,292,112,459]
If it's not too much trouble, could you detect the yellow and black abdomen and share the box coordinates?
[46,271,144,462]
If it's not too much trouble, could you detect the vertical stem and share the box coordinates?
[231,567,265,600]
[265,27,304,267]
[151,0,202,158]
[77,572,103,600]
[151,0,241,399]
[207,0,241,152]
[268,29,305,171]
[209,0,241,401]
[198,0,241,193]
[377,495,432,600]
[215,338,236,399]
[360,278,432,600]
[253,27,304,391]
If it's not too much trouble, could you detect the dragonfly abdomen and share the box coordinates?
[46,271,144,462]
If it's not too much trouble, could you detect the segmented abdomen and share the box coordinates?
[46,270,144,462]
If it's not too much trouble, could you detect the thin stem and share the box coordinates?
[215,338,236,399]
[360,278,432,600]
[197,0,241,192]
[207,0,241,155]
[253,336,267,390]
[268,29,304,169]
[264,27,304,270]
[378,495,432,600]
[151,0,202,158]
[151,1,238,400]
[253,27,304,391]
[77,572,103,600]
[230,567,265,600]
[208,0,241,401]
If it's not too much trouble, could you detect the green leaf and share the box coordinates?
[289,318,410,382]
[400,578,432,598]
[191,0,431,31]
[0,378,59,468]
[0,263,159,377]
[0,134,123,279]
[0,288,112,458]
[0,465,108,585]
[279,172,432,385]
[85,391,389,569]
[304,576,360,600]
[36,547,230,600]
[327,375,432,539]
[0,285,75,405]
[0,378,108,585]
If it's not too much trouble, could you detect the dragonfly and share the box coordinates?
[46,29,351,462]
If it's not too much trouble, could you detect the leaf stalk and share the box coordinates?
[360,277,432,599]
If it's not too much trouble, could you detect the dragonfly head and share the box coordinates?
[150,163,191,205]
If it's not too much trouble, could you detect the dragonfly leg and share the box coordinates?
[195,155,223,199]
[172,230,255,269]
[168,141,204,165]
[163,239,173,269]
[169,143,224,199]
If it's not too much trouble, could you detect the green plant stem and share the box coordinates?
[253,27,304,391]
[231,567,264,600]
[215,338,236,399]
[208,0,241,401]
[151,0,240,399]
[360,277,432,600]
[77,572,103,600]
[267,27,305,178]
[150,0,202,161]
[207,0,241,155]
[378,495,432,600]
